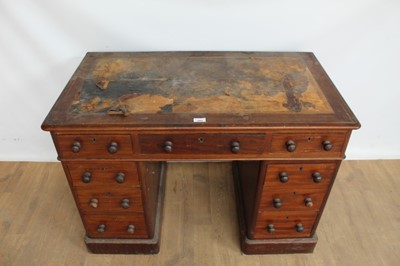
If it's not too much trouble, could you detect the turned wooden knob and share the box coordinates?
[279,172,289,183]
[231,141,240,153]
[312,172,322,183]
[322,140,333,151]
[97,224,106,233]
[89,198,98,208]
[81,172,92,183]
[295,223,304,232]
[164,141,173,153]
[127,224,135,234]
[71,141,81,153]
[108,142,118,153]
[273,198,282,208]
[304,198,313,207]
[286,140,296,152]
[121,198,130,209]
[115,172,125,183]
[267,224,275,233]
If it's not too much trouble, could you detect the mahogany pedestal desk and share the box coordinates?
[42,52,360,254]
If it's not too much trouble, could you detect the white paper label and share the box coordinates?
[193,117,206,123]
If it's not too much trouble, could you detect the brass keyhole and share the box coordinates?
[198,137,205,143]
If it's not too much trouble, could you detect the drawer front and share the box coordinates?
[139,133,266,155]
[83,214,148,238]
[75,187,144,213]
[263,163,337,189]
[253,211,318,239]
[54,134,133,159]
[259,188,326,211]
[65,162,140,188]
[270,133,346,157]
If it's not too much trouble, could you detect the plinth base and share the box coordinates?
[85,234,161,254]
[239,233,317,255]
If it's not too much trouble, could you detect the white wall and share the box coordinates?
[1,0,399,161]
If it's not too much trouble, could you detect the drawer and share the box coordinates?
[139,133,266,154]
[83,214,148,238]
[65,162,140,188]
[270,133,346,157]
[259,187,326,211]
[54,134,133,159]
[263,163,337,189]
[75,187,144,213]
[253,211,318,239]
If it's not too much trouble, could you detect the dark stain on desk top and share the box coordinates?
[70,53,331,115]
[42,52,360,129]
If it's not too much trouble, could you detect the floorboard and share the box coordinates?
[0,160,399,266]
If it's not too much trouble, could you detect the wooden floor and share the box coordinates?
[0,160,399,266]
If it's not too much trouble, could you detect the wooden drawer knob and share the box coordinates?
[295,223,304,233]
[97,224,106,233]
[121,198,130,209]
[164,141,173,153]
[127,224,136,234]
[312,172,322,183]
[279,172,289,183]
[231,141,240,153]
[286,140,296,152]
[115,172,125,183]
[273,198,282,208]
[267,224,275,233]
[322,140,333,151]
[304,197,313,207]
[89,198,98,208]
[81,172,92,183]
[71,141,81,153]
[108,142,118,153]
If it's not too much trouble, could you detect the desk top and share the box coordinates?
[42,52,360,130]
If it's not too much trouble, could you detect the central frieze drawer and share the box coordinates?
[139,133,266,154]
